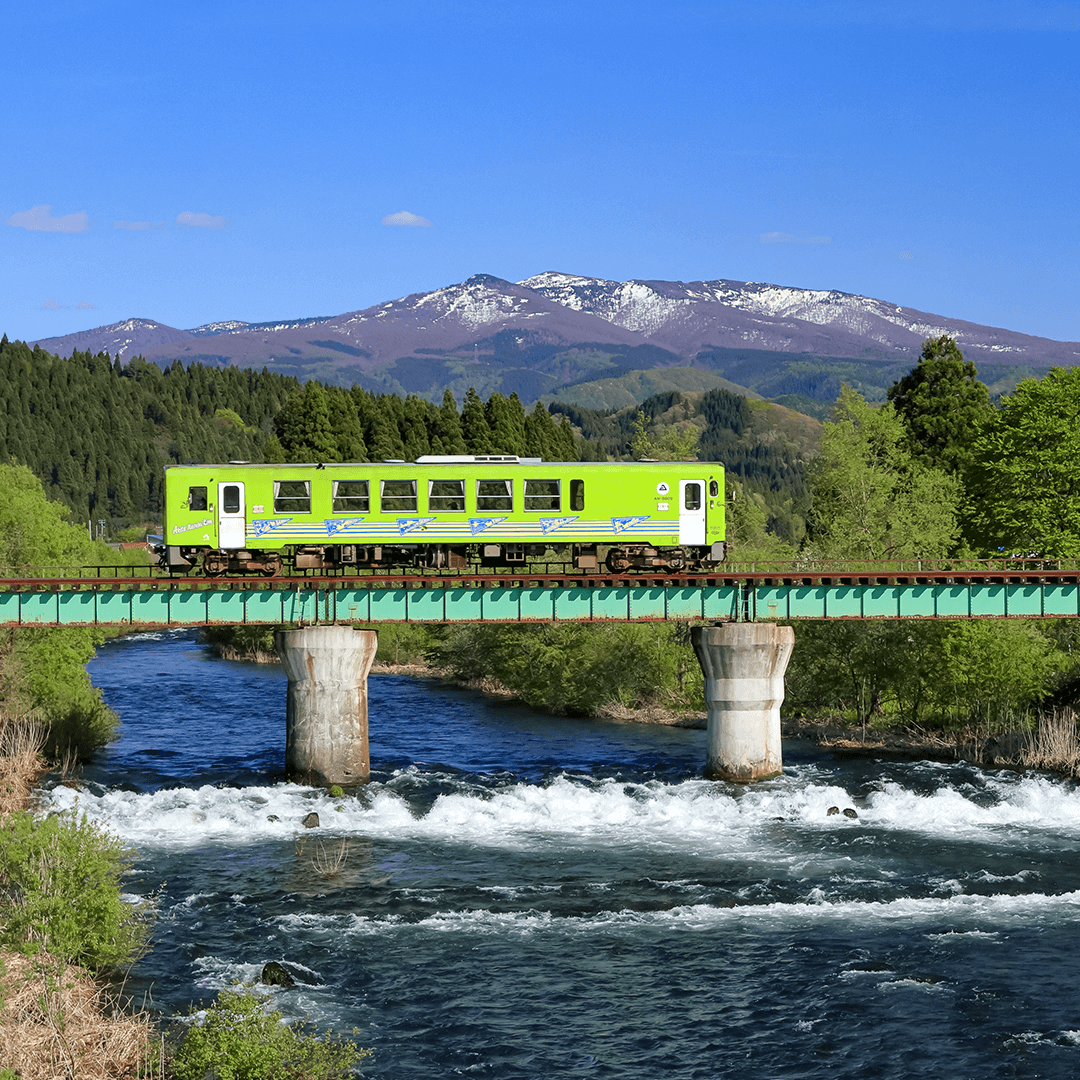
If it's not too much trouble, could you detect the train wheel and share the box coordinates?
[203,553,227,578]
[260,554,283,577]
[605,550,631,573]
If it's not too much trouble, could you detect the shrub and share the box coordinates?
[171,985,368,1080]
[0,810,150,971]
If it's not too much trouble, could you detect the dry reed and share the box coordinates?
[1020,708,1080,775]
[0,715,45,816]
[311,836,350,878]
[0,952,160,1080]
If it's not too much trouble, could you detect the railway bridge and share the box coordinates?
[4,559,1077,786]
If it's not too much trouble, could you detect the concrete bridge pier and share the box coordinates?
[691,623,795,782]
[274,625,378,785]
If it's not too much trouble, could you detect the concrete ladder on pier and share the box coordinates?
[275,621,795,786]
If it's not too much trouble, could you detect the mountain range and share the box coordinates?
[29,272,1080,410]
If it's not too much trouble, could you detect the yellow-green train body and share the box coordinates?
[160,456,725,575]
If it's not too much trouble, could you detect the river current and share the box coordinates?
[37,629,1080,1077]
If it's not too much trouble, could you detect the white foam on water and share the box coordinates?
[36,766,1080,855]
[864,773,1080,836]
[265,888,1080,941]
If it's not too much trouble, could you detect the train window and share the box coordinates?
[477,478,513,512]
[222,485,241,514]
[188,486,207,512]
[332,480,370,513]
[381,478,417,513]
[709,480,719,498]
[525,478,560,511]
[429,478,465,512]
[274,480,310,514]
[684,483,702,511]
[570,479,585,512]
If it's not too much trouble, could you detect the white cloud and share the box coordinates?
[177,210,227,229]
[40,298,95,311]
[115,220,164,231]
[760,231,831,244]
[382,210,433,227]
[8,204,90,233]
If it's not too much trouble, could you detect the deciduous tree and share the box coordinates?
[967,367,1080,556]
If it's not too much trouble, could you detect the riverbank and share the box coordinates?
[0,718,158,1080]
[208,630,1080,775]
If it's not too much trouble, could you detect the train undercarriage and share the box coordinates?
[161,541,727,577]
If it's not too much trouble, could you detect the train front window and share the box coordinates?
[381,479,417,513]
[684,483,702,511]
[188,486,207,511]
[333,480,369,513]
[525,478,560,511]
[274,480,311,514]
[429,479,465,512]
[477,479,513,512]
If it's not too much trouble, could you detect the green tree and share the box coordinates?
[461,387,494,453]
[967,367,1080,556]
[274,384,339,462]
[629,410,700,462]
[808,386,960,561]
[0,464,118,755]
[434,389,468,455]
[887,335,992,475]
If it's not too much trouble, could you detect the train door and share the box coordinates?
[218,481,246,549]
[678,479,706,545]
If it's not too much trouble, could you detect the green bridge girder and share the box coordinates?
[2,575,1080,627]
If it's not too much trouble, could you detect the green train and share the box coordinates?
[159,456,726,576]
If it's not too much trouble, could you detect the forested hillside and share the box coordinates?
[0,335,299,526]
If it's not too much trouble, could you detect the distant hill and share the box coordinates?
[28,271,1079,411]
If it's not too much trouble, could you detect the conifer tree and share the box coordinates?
[461,388,494,453]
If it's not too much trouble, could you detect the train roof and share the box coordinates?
[165,457,720,468]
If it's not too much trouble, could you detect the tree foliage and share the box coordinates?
[808,386,960,560]
[967,366,1080,556]
[887,335,992,475]
[271,386,577,464]
[786,619,1068,729]
[0,463,118,754]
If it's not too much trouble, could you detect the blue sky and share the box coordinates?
[3,0,1078,345]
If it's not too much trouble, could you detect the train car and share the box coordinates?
[159,456,726,576]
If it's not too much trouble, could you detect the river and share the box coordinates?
[37,628,1080,1077]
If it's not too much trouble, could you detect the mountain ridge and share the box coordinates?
[26,272,1079,407]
